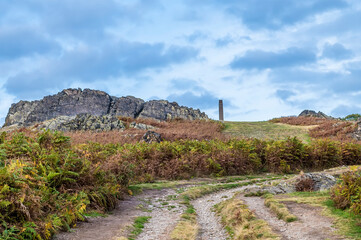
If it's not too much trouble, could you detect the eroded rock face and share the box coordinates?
[57,114,125,131]
[138,100,208,121]
[109,96,145,118]
[4,89,112,127]
[3,88,208,128]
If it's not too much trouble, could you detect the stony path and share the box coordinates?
[137,188,186,240]
[52,176,347,240]
[193,186,250,240]
[240,195,344,240]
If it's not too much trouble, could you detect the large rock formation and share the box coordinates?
[298,110,332,119]
[138,100,206,121]
[3,88,208,128]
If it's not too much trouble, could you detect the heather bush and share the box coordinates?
[331,169,361,215]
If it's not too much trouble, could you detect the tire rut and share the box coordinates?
[137,188,186,240]
[193,186,251,240]
[239,195,344,240]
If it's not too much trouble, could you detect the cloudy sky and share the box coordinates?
[1,0,361,123]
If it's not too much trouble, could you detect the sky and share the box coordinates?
[1,0,361,123]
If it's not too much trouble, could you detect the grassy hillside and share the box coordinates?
[223,121,314,142]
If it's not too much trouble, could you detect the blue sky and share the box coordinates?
[1,0,361,123]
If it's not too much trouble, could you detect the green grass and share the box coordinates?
[128,216,152,240]
[323,199,361,239]
[223,121,312,142]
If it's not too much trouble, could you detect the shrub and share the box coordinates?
[331,170,361,215]
[0,131,131,239]
[295,177,315,192]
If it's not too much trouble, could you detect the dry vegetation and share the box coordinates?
[215,197,279,239]
[65,118,227,145]
[270,116,329,126]
[271,116,357,142]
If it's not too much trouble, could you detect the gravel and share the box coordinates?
[193,186,251,240]
[137,188,186,240]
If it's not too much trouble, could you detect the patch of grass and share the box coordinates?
[170,195,198,240]
[323,199,361,239]
[128,216,151,240]
[223,121,312,142]
[168,205,176,210]
[135,204,152,213]
[264,194,297,222]
[214,197,280,239]
[244,191,268,197]
[170,217,198,240]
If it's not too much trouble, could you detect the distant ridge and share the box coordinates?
[3,88,208,128]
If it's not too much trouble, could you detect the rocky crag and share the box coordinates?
[298,110,332,119]
[3,88,208,130]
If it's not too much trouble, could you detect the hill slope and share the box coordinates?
[223,121,314,142]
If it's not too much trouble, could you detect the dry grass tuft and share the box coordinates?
[215,197,280,239]
[170,218,198,240]
[263,194,297,222]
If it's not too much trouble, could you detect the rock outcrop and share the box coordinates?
[3,88,208,128]
[36,114,125,131]
[298,110,332,119]
[244,172,337,195]
[352,120,361,140]
[138,100,207,121]
[142,131,163,143]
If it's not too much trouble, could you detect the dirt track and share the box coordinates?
[53,177,344,240]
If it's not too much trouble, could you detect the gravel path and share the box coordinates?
[137,188,186,240]
[193,186,251,240]
[240,195,344,240]
[52,176,345,240]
